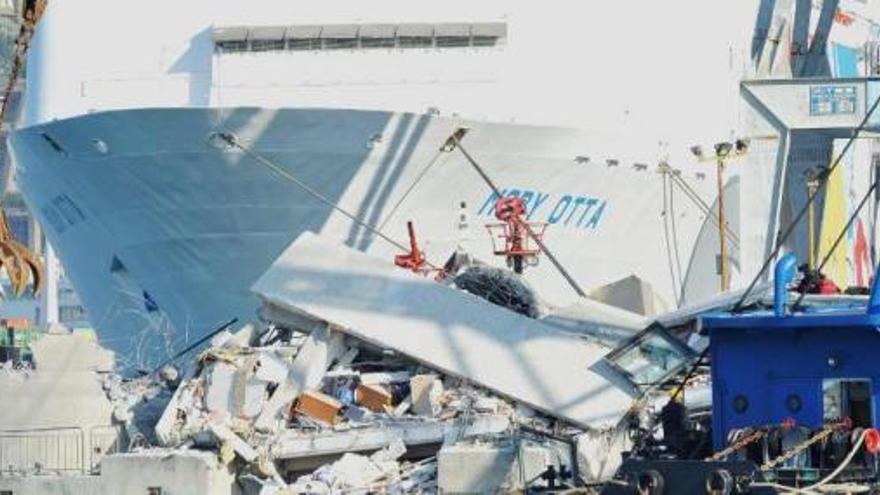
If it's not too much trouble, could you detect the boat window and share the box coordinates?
[436,36,471,48]
[361,37,396,49]
[52,194,85,225]
[251,39,284,52]
[287,38,320,51]
[40,204,67,234]
[323,38,358,50]
[213,22,506,54]
[399,36,433,49]
[216,40,248,53]
[603,323,696,387]
[59,304,88,322]
[823,378,872,427]
[472,36,500,47]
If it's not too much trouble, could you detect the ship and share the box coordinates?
[8,0,880,367]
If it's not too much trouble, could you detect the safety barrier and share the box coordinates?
[0,425,123,475]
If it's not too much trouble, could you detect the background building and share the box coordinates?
[0,0,90,329]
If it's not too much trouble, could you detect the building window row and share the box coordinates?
[214,23,507,54]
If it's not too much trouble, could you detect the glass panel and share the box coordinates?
[606,329,691,385]
[399,36,433,48]
[323,38,358,50]
[823,379,873,427]
[436,36,470,48]
[472,36,499,47]
[251,39,284,52]
[361,37,396,49]
[216,40,248,53]
[287,38,321,51]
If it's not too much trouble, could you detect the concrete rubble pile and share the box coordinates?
[0,234,673,494]
[143,318,592,493]
[102,364,179,447]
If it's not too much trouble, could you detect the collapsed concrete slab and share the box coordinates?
[253,232,639,430]
[101,450,236,495]
[589,275,668,317]
[437,439,552,493]
[541,298,647,347]
[270,414,510,460]
[0,451,237,495]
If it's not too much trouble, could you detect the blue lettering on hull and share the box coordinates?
[476,188,608,230]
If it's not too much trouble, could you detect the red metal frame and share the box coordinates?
[394,221,446,279]
[484,197,546,271]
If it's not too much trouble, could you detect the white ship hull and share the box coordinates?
[16,0,873,365]
[10,107,721,366]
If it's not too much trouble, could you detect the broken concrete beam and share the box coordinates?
[231,323,257,347]
[209,421,258,463]
[304,452,387,491]
[254,324,347,432]
[360,371,411,385]
[293,390,343,426]
[291,441,408,493]
[155,367,200,446]
[204,362,237,416]
[255,350,289,384]
[542,299,647,348]
[576,429,630,482]
[270,414,510,460]
[252,232,637,430]
[473,396,501,414]
[355,383,393,412]
[410,375,443,417]
[210,329,236,348]
[438,440,551,493]
[335,347,359,369]
[242,376,267,419]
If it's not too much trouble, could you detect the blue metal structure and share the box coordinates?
[704,258,880,450]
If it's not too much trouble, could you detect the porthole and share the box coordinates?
[733,394,749,414]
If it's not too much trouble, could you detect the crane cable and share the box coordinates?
[793,172,880,308]
[213,132,442,271]
[377,149,447,232]
[733,92,880,312]
[662,164,740,247]
[449,133,588,298]
[672,94,880,402]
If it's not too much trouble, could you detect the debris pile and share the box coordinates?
[103,368,176,448]
[138,319,591,493]
[61,232,690,493]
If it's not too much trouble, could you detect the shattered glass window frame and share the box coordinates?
[601,323,697,389]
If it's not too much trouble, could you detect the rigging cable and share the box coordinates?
[732,92,880,312]
[673,93,880,402]
[213,132,441,270]
[667,171,686,298]
[147,317,238,376]
[660,171,683,304]
[664,165,740,248]
[377,148,447,231]
[449,133,588,298]
[792,171,880,308]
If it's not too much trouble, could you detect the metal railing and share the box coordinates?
[0,426,84,474]
[0,424,124,475]
[89,425,125,473]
